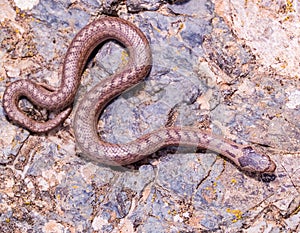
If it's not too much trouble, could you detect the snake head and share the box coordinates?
[238,146,276,173]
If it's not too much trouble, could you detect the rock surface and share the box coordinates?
[0,0,299,232]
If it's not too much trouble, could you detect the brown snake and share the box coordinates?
[3,17,276,172]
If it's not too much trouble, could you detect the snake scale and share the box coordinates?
[3,17,276,172]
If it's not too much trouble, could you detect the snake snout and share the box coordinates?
[238,146,276,173]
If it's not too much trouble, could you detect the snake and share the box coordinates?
[2,16,276,173]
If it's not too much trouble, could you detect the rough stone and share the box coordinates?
[0,0,299,232]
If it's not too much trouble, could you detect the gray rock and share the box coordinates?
[1,0,299,232]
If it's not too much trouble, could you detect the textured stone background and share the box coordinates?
[0,0,299,232]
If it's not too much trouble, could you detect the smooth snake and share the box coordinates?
[2,17,276,172]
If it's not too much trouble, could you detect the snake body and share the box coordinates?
[3,17,276,172]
